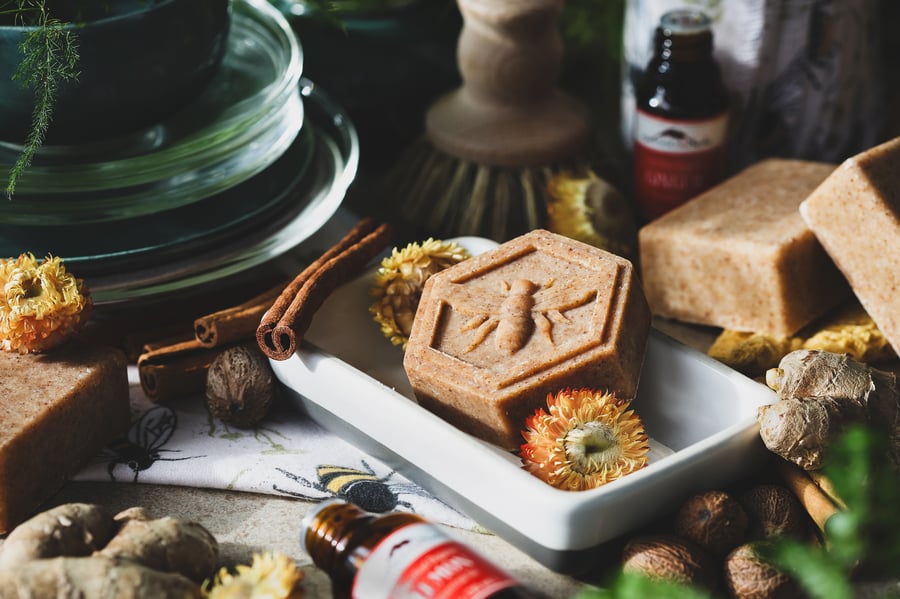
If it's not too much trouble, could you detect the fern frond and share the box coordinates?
[6,2,80,199]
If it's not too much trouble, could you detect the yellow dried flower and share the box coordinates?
[801,302,896,363]
[205,552,304,599]
[707,329,803,378]
[520,388,649,491]
[0,253,92,353]
[545,170,636,259]
[369,238,469,349]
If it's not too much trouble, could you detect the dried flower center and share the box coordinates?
[20,277,41,299]
[564,421,622,474]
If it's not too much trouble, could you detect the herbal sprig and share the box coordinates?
[766,425,900,599]
[3,0,80,198]
[574,573,714,599]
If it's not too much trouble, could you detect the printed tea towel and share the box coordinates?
[620,0,885,170]
[75,367,475,530]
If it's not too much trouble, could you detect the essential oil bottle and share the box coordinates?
[633,9,729,221]
[301,499,551,599]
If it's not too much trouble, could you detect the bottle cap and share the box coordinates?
[660,9,711,35]
[299,498,349,552]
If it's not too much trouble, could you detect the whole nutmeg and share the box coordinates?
[740,484,808,541]
[674,489,749,556]
[724,542,801,599]
[622,534,718,590]
[206,344,276,428]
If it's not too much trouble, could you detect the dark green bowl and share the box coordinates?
[0,0,231,145]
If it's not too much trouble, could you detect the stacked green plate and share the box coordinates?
[0,0,358,307]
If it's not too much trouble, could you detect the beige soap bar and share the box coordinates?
[800,136,900,354]
[639,159,849,336]
[403,229,651,450]
[0,343,130,533]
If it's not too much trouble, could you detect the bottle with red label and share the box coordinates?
[301,498,551,599]
[632,9,729,222]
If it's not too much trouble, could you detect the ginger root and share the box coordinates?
[0,555,203,599]
[759,350,900,470]
[0,503,218,598]
[0,503,117,570]
[100,506,219,584]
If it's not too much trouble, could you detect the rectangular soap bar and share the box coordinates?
[404,229,651,450]
[800,136,900,354]
[638,159,850,336]
[0,342,130,533]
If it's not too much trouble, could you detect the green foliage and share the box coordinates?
[559,0,624,63]
[766,425,900,598]
[768,540,853,599]
[577,426,899,599]
[572,572,714,599]
[6,2,80,198]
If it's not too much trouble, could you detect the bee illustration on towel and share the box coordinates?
[450,278,597,355]
[273,460,437,514]
[98,405,204,482]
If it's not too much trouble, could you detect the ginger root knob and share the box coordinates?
[0,503,218,598]
[759,350,900,470]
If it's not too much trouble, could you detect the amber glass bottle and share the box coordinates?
[301,499,551,599]
[633,9,729,221]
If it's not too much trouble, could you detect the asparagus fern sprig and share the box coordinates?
[3,0,80,198]
[765,425,900,599]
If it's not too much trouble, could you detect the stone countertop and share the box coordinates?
[0,320,719,598]
[34,481,590,598]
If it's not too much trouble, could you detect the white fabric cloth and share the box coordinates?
[75,367,476,530]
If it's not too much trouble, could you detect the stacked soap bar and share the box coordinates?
[404,229,651,450]
[0,343,130,533]
[639,159,849,337]
[801,136,900,354]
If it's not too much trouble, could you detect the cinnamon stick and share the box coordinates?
[194,282,285,348]
[777,460,840,535]
[807,470,848,510]
[137,339,222,403]
[256,218,393,360]
[84,316,197,362]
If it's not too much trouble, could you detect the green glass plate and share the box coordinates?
[0,115,315,275]
[84,79,359,307]
[0,0,303,224]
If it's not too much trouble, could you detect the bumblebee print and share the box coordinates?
[273,460,435,513]
[98,405,204,482]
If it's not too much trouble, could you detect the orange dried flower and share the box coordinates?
[0,253,92,353]
[520,388,650,491]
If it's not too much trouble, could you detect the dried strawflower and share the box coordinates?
[0,253,92,353]
[520,388,650,491]
[370,238,469,349]
[545,170,636,260]
[205,552,304,598]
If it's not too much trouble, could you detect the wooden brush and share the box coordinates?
[384,0,592,241]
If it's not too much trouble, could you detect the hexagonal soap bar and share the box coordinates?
[403,229,651,450]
